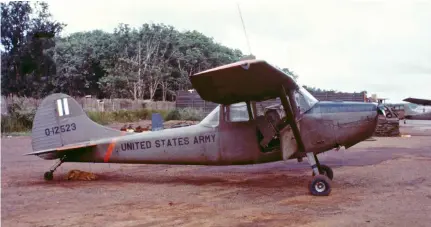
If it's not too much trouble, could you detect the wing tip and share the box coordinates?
[23,149,54,156]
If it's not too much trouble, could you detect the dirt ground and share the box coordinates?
[1,120,431,227]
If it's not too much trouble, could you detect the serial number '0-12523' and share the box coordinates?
[44,123,77,136]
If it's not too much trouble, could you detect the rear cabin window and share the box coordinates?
[200,105,220,127]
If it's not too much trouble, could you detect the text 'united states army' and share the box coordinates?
[120,134,216,151]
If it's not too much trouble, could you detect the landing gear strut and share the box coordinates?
[44,155,67,181]
[312,164,334,180]
[306,152,332,196]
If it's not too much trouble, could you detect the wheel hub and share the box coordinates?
[315,181,326,192]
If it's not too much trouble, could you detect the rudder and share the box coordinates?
[31,93,123,152]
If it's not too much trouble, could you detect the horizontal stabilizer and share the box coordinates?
[24,149,56,156]
[25,141,97,156]
[25,142,97,160]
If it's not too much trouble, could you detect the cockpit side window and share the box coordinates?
[226,102,250,122]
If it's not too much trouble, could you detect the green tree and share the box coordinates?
[2,2,315,101]
[99,24,244,101]
[53,30,114,97]
[1,1,65,97]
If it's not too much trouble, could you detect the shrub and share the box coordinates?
[178,108,205,121]
[87,111,114,125]
[86,109,172,125]
[165,109,181,120]
[1,101,36,133]
[154,109,170,120]
[87,109,149,125]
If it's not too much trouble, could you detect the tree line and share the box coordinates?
[1,1,301,101]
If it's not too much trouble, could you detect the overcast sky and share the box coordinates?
[46,0,431,103]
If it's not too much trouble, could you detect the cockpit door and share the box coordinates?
[219,103,261,164]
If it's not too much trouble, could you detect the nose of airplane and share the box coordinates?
[336,102,380,149]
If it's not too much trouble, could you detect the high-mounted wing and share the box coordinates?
[190,59,299,105]
[403,97,431,106]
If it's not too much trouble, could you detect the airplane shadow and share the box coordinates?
[27,170,310,190]
[98,173,309,189]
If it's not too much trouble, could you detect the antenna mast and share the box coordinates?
[237,3,253,56]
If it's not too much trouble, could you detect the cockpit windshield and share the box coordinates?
[293,86,319,114]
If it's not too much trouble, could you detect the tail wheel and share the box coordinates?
[44,171,53,181]
[309,175,332,196]
[312,164,334,180]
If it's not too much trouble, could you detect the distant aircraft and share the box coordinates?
[26,59,385,196]
[402,97,431,121]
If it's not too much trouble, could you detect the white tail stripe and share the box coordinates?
[56,98,70,116]
[57,99,64,116]
[63,98,70,115]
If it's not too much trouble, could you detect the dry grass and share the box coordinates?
[1,96,205,133]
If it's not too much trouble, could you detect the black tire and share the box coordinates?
[309,175,332,196]
[44,171,53,181]
[312,164,334,180]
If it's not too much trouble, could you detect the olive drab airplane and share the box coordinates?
[26,59,385,196]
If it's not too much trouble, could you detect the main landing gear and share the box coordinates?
[306,152,333,196]
[44,155,67,181]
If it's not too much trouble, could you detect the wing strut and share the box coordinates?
[279,86,306,153]
[246,101,254,120]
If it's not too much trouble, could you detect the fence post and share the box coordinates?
[204,100,206,113]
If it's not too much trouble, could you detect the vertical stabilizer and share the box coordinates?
[31,93,124,152]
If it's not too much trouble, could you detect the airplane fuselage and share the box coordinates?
[63,101,379,166]
[405,111,431,120]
